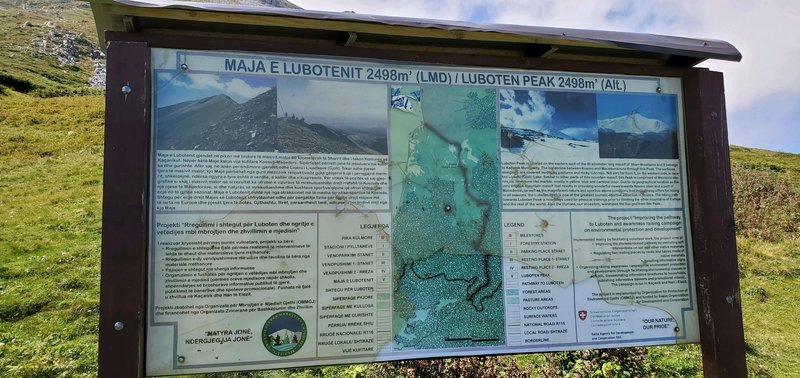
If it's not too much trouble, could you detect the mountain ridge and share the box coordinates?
[156,91,387,154]
[598,112,672,135]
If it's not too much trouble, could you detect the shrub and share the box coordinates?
[540,348,649,378]
[371,356,531,378]
[731,164,800,241]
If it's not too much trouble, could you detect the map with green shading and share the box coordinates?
[390,85,504,350]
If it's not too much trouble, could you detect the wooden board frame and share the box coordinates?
[98,32,746,377]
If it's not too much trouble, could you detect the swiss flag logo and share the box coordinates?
[578,310,587,321]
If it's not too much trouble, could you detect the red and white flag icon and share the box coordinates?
[578,310,587,321]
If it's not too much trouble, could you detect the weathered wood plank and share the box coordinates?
[682,69,747,377]
[98,40,150,378]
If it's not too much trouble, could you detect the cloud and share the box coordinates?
[156,72,275,107]
[293,1,799,108]
[292,0,494,22]
[728,91,800,153]
[157,72,175,82]
[279,78,387,131]
[291,0,458,20]
[465,1,800,116]
[560,127,597,141]
[291,0,800,152]
[185,73,225,91]
[499,89,553,131]
[226,78,273,101]
[466,4,493,23]
[182,74,272,103]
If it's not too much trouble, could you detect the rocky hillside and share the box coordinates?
[0,0,300,96]
[156,90,387,154]
[0,0,103,96]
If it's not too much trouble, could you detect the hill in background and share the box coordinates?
[598,113,679,159]
[156,91,387,154]
[0,0,104,96]
[0,1,798,377]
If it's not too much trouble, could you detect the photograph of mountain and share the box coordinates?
[597,93,679,159]
[499,89,599,159]
[277,78,388,155]
[154,71,279,151]
[154,72,389,154]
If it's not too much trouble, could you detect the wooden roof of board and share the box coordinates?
[88,0,741,67]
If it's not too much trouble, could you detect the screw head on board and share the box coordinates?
[113,321,124,331]
[121,84,132,95]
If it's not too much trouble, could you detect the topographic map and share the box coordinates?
[389,85,505,350]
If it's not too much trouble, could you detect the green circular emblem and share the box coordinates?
[262,311,307,357]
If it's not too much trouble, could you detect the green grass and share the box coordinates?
[731,145,800,191]
[738,238,800,377]
[0,91,104,377]
[0,1,101,97]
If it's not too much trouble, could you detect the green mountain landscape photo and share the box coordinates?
[0,0,798,377]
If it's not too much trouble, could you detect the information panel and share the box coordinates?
[146,48,699,375]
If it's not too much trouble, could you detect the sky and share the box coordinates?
[291,0,800,153]
[278,78,387,132]
[155,71,275,107]
[156,72,388,132]
[499,90,599,141]
[596,93,677,128]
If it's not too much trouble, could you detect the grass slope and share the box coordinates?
[0,2,103,373]
[730,146,800,377]
[731,145,800,191]
[0,1,101,96]
[739,238,800,377]
[0,91,104,376]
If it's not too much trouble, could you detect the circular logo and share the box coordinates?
[261,311,307,357]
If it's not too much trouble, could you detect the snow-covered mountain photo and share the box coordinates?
[596,94,679,159]
[499,89,599,160]
[598,113,671,134]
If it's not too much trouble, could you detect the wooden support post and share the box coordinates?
[683,69,747,377]
[98,40,149,378]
